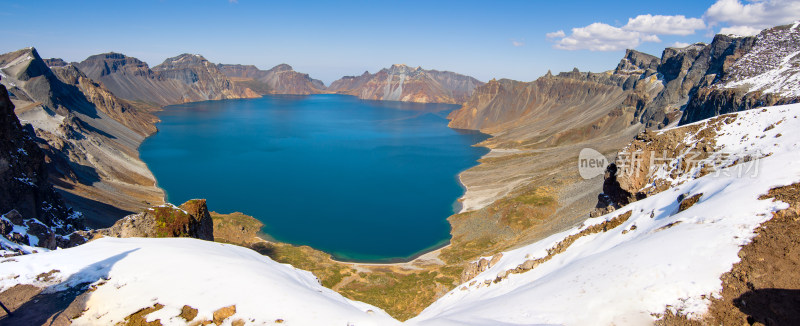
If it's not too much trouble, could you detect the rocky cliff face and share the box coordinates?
[680,23,800,124]
[217,63,326,95]
[0,81,85,253]
[77,52,258,107]
[328,64,483,104]
[100,199,213,241]
[0,48,164,227]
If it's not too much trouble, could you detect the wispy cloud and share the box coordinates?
[512,40,525,47]
[229,0,238,3]
[670,41,691,48]
[545,30,565,39]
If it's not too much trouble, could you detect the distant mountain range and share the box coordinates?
[217,63,326,95]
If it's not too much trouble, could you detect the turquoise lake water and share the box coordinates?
[139,94,489,262]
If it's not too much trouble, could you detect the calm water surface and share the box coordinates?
[140,94,488,262]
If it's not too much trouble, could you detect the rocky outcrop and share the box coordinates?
[596,112,756,213]
[0,47,165,227]
[328,64,482,104]
[0,81,85,252]
[217,63,326,95]
[100,199,213,241]
[77,52,258,107]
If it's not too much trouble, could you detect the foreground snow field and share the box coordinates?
[2,104,800,325]
[0,237,399,325]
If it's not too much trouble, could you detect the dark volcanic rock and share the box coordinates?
[680,23,800,125]
[0,81,84,251]
[681,88,799,124]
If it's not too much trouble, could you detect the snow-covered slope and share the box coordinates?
[408,103,800,326]
[0,237,399,325]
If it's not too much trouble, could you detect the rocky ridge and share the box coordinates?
[77,52,258,107]
[328,64,483,104]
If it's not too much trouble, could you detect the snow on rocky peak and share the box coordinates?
[721,22,800,97]
[407,103,800,326]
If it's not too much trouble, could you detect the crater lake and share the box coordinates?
[140,94,488,262]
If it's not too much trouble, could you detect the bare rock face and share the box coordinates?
[77,52,258,107]
[101,199,214,241]
[328,64,483,104]
[217,63,326,95]
[680,23,800,125]
[0,81,85,251]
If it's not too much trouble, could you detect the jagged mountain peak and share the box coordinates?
[270,63,294,72]
[154,53,213,71]
[386,63,422,75]
[615,49,659,75]
[0,46,50,82]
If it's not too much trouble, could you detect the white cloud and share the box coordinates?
[624,14,706,35]
[719,25,763,35]
[229,0,238,3]
[547,1,800,52]
[670,41,692,48]
[512,40,525,47]
[548,14,703,51]
[553,23,661,51]
[546,30,566,39]
[706,0,800,28]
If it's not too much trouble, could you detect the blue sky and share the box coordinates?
[1,0,797,84]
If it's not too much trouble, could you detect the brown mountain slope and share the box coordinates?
[328,64,482,104]
[0,48,164,226]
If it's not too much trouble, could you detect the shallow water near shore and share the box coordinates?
[140,94,488,262]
